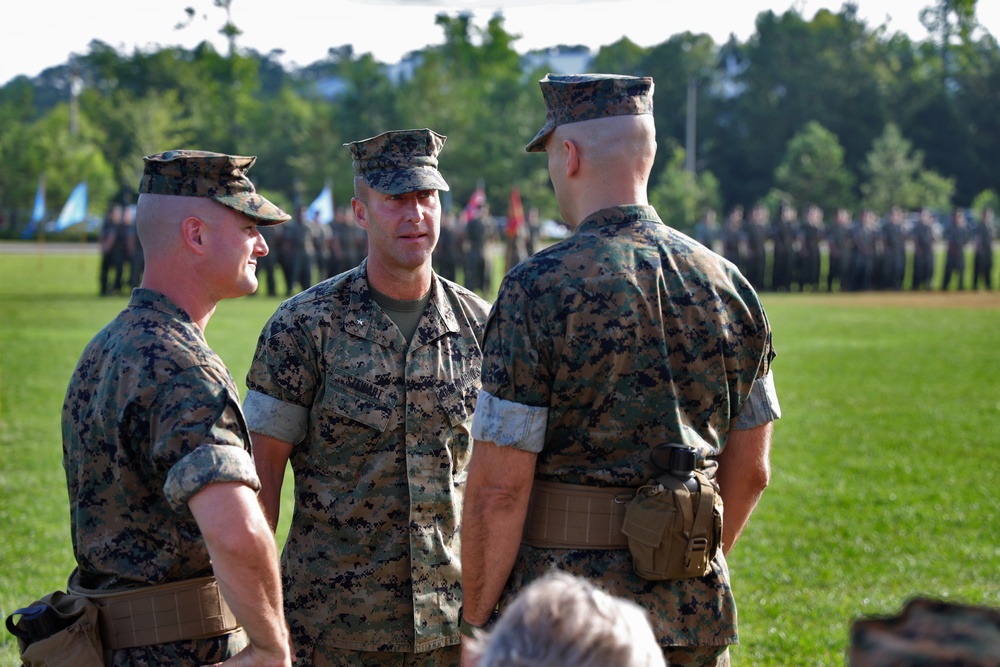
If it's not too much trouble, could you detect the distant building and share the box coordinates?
[521,46,594,75]
[308,45,594,101]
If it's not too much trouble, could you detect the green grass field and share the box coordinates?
[2,246,999,665]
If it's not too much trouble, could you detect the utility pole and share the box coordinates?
[685,76,697,174]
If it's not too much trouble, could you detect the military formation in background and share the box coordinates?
[697,204,998,293]
[98,192,545,298]
[99,196,996,298]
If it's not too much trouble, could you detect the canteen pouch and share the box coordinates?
[620,469,723,580]
[5,590,104,667]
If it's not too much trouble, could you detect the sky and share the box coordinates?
[5,0,1000,87]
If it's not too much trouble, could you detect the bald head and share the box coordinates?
[547,114,656,225]
[555,114,656,173]
[136,194,231,258]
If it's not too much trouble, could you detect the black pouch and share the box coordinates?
[620,469,723,580]
[5,590,104,667]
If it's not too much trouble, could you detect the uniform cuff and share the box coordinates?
[734,370,781,429]
[165,445,260,512]
[243,389,309,445]
[471,390,548,453]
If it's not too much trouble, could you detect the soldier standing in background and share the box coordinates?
[770,202,796,292]
[826,208,852,292]
[98,201,127,296]
[941,208,970,291]
[463,203,492,294]
[721,205,744,273]
[693,208,719,254]
[744,203,768,290]
[972,207,995,290]
[880,206,907,290]
[255,222,280,297]
[243,129,490,665]
[797,204,823,292]
[434,209,459,281]
[849,208,878,291]
[911,207,937,291]
[525,206,542,257]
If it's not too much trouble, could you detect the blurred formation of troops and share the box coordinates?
[103,195,994,298]
[695,203,997,293]
[100,194,546,298]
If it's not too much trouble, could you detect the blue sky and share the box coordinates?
[6,0,999,86]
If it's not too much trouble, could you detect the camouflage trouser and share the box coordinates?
[313,643,461,667]
[663,645,730,667]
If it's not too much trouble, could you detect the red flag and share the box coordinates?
[507,187,525,238]
[461,185,486,224]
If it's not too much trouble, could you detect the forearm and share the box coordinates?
[250,432,293,533]
[461,440,536,626]
[715,421,773,555]
[190,483,290,664]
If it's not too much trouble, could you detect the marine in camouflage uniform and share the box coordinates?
[244,129,490,666]
[62,150,292,665]
[460,75,781,667]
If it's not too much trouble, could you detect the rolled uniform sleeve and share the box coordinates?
[733,369,781,430]
[470,389,548,452]
[244,307,322,442]
[243,389,309,444]
[166,445,259,512]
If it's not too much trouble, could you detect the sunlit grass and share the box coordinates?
[2,249,999,665]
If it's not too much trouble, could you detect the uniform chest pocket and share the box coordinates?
[436,366,480,428]
[320,369,397,433]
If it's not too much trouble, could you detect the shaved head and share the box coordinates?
[136,194,231,256]
[555,114,656,176]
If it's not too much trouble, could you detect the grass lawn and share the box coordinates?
[1,245,999,665]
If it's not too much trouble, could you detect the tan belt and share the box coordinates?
[522,480,635,549]
[70,575,241,650]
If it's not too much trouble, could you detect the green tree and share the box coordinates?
[860,123,953,212]
[649,146,722,233]
[399,12,553,217]
[773,121,854,212]
[709,5,888,206]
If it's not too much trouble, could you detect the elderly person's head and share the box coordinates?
[472,571,667,667]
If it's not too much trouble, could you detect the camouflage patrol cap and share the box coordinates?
[346,129,450,195]
[525,73,654,153]
[139,150,291,225]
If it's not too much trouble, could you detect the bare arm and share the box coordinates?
[188,482,291,667]
[714,421,773,555]
[250,432,294,533]
[460,439,537,664]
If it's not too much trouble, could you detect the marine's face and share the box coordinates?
[204,206,269,298]
[355,186,440,273]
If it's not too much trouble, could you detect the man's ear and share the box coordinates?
[564,139,580,178]
[351,198,370,231]
[181,216,207,254]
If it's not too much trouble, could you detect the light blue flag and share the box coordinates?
[52,182,88,231]
[305,184,334,224]
[31,178,46,223]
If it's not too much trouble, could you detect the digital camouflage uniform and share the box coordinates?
[472,203,778,662]
[62,288,261,665]
[850,598,1000,666]
[244,260,489,661]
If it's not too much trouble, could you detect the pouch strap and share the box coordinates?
[657,473,716,569]
[522,479,634,549]
[68,574,241,650]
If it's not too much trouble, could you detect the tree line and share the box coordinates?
[1,0,998,237]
